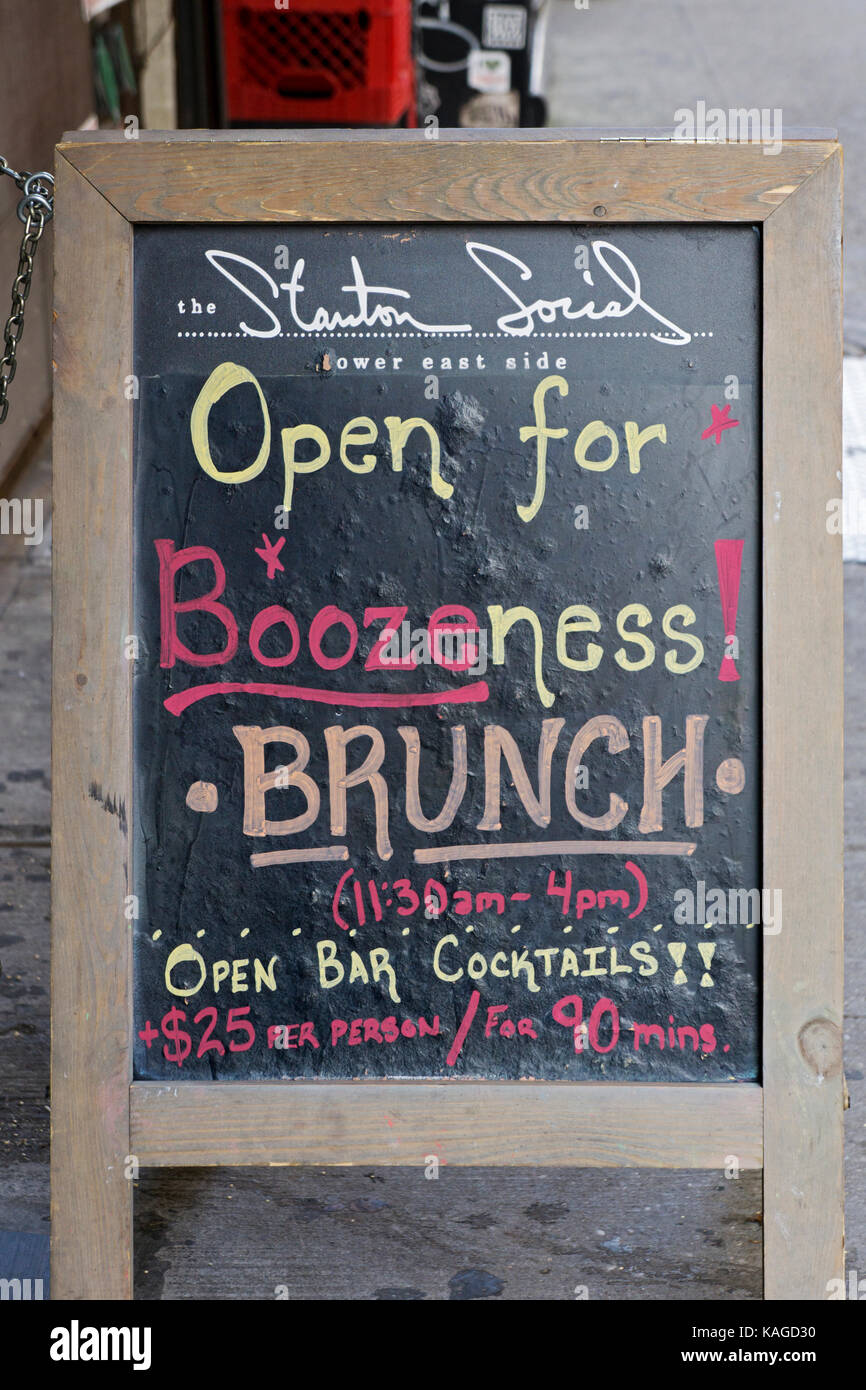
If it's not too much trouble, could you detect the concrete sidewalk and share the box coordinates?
[546,0,865,349]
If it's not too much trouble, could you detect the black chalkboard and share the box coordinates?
[132,222,760,1081]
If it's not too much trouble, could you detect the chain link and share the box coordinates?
[0,157,55,425]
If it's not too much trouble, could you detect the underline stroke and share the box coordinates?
[164,679,490,716]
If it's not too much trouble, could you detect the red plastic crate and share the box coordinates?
[220,0,414,126]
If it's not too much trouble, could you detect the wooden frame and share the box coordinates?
[51,130,843,1301]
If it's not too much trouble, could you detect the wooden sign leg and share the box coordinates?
[762,147,844,1299]
[51,152,135,1299]
[50,1080,133,1300]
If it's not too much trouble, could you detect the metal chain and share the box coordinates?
[0,157,55,425]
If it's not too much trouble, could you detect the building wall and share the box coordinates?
[0,0,94,480]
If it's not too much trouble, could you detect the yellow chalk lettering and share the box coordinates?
[662,604,704,674]
[574,419,618,472]
[433,934,463,983]
[517,374,568,522]
[164,943,206,998]
[317,939,344,989]
[624,421,666,474]
[615,603,654,671]
[556,604,603,672]
[254,956,279,992]
[191,362,270,485]
[488,604,554,708]
[212,959,231,993]
[280,423,330,512]
[384,416,451,498]
[340,416,378,473]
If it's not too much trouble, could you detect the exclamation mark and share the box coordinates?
[667,942,688,984]
[714,538,744,681]
[698,942,716,987]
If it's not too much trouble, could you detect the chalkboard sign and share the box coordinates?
[52,132,843,1301]
[132,223,761,1082]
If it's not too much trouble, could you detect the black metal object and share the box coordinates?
[415,0,548,128]
[174,0,226,128]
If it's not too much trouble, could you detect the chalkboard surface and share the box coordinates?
[132,222,760,1081]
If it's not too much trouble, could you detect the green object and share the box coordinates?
[107,22,138,95]
[93,32,121,123]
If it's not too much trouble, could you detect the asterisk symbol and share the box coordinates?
[254,533,286,579]
[701,402,740,445]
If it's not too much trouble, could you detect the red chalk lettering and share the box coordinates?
[249,605,300,667]
[155,539,238,667]
[485,1004,509,1037]
[428,604,480,670]
[587,998,619,1053]
[547,869,572,915]
[309,605,358,670]
[226,1006,255,1051]
[298,1021,320,1049]
[364,605,415,670]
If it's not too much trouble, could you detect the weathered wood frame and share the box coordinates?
[51,130,843,1301]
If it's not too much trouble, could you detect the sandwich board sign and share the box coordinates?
[51,129,843,1300]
